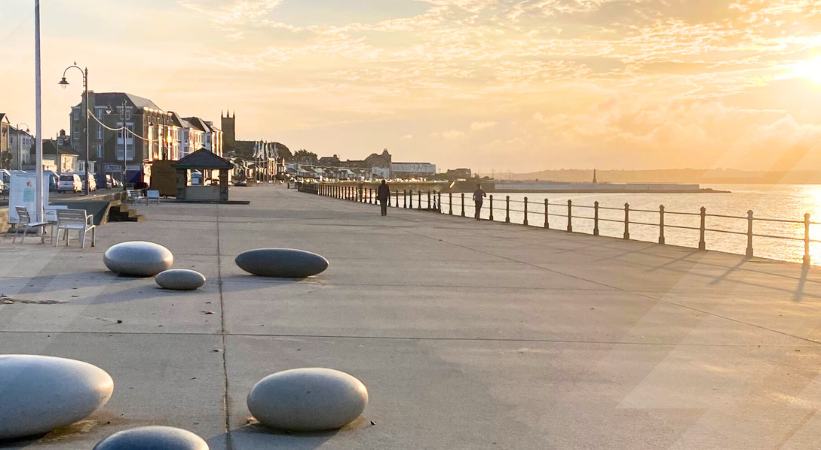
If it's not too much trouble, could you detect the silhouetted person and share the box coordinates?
[473,184,486,220]
[377,179,390,216]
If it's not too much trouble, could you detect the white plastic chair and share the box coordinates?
[55,209,96,248]
[12,206,48,244]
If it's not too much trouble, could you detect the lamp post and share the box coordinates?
[58,62,90,195]
[34,0,44,222]
[15,123,31,170]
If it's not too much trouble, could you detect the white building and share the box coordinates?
[9,125,34,169]
[391,162,436,178]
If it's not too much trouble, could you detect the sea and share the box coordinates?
[430,184,821,264]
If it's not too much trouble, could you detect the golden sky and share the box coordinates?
[2,0,821,172]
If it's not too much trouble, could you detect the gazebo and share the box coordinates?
[174,148,234,202]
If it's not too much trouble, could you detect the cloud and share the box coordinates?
[470,121,497,131]
[433,130,467,140]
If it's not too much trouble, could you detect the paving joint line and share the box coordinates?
[215,203,233,450]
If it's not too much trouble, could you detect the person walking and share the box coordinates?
[472,183,486,220]
[377,179,390,216]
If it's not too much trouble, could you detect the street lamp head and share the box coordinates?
[105,106,113,115]
[58,77,69,88]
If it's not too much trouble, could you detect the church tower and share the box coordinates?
[221,110,236,152]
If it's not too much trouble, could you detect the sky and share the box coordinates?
[1,0,821,172]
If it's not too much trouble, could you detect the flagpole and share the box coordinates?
[34,0,44,222]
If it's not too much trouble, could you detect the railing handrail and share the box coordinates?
[311,183,818,264]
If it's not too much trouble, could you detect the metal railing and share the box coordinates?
[311,183,820,265]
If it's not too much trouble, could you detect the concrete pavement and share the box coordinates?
[2,185,821,449]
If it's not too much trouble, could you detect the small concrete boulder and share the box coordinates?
[155,269,206,290]
[0,355,114,440]
[247,368,368,431]
[93,426,209,450]
[235,248,329,278]
[104,241,174,277]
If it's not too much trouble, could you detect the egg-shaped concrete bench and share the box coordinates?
[93,426,209,450]
[235,248,329,278]
[0,355,114,440]
[155,269,206,290]
[247,368,368,431]
[104,241,174,277]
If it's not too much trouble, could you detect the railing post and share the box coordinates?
[395,190,399,208]
[403,190,407,208]
[427,190,431,210]
[804,213,811,265]
[745,210,754,257]
[523,197,529,225]
[623,203,630,240]
[505,196,510,223]
[544,199,549,229]
[566,200,572,232]
[387,190,392,207]
[437,191,442,213]
[417,191,421,210]
[460,193,465,217]
[409,190,413,209]
[698,206,706,250]
[448,193,453,215]
[658,205,665,244]
[489,195,494,221]
[593,201,600,236]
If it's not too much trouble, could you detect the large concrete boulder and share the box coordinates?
[155,269,206,290]
[93,426,209,450]
[235,248,329,278]
[247,368,368,431]
[0,355,114,440]
[104,241,174,277]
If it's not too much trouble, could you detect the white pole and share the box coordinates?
[34,0,44,223]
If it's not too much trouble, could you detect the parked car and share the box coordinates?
[57,174,82,193]
[0,178,6,195]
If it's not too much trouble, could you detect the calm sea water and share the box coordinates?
[426,185,821,264]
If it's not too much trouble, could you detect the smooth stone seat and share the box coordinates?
[155,269,206,290]
[247,368,368,431]
[104,241,174,277]
[0,355,114,440]
[93,426,208,450]
[235,248,329,278]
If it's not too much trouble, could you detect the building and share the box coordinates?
[42,137,79,174]
[0,113,9,169]
[9,125,34,170]
[171,113,204,159]
[182,116,223,157]
[391,162,437,179]
[445,168,472,179]
[70,92,174,184]
[221,111,236,151]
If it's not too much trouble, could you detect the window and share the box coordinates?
[116,122,135,161]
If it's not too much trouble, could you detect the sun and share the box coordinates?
[788,56,821,84]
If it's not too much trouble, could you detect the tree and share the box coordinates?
[274,142,293,161]
[293,149,318,165]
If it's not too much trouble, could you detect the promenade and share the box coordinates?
[2,185,821,449]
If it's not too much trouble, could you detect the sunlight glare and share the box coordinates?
[788,56,821,84]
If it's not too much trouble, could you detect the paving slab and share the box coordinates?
[2,185,821,449]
